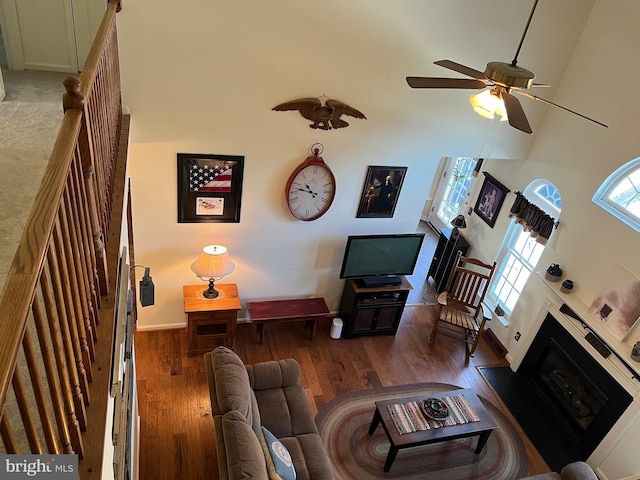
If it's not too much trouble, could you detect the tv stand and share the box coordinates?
[338,277,412,338]
[358,275,402,288]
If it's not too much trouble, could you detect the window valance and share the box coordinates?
[508,191,557,245]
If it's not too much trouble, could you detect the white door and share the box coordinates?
[69,0,105,70]
[426,157,477,231]
[0,0,104,72]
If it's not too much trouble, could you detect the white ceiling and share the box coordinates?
[120,0,597,161]
[372,0,597,158]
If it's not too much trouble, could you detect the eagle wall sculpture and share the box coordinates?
[272,97,366,130]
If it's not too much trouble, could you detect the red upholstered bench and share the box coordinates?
[247,298,330,345]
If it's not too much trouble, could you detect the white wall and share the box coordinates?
[470,1,640,364]
[459,5,640,468]
[117,0,597,330]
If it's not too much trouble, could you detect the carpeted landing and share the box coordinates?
[0,69,67,294]
[316,382,528,480]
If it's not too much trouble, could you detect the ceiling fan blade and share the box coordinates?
[515,91,608,128]
[406,77,487,89]
[502,90,533,134]
[434,60,486,80]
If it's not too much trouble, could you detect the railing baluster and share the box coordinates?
[72,154,101,334]
[32,295,71,454]
[11,362,43,453]
[82,164,106,308]
[0,416,19,453]
[64,77,110,297]
[22,326,59,453]
[48,228,89,427]
[64,168,96,365]
[40,267,84,457]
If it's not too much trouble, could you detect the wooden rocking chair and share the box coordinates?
[429,251,497,363]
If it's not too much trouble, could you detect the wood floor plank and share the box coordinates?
[296,347,323,396]
[134,305,553,478]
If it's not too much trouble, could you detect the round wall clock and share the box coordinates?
[285,144,336,221]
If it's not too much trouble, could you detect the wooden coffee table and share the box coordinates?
[368,388,498,472]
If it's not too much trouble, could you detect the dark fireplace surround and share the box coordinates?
[517,312,632,459]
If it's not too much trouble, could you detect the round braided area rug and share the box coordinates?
[316,383,527,480]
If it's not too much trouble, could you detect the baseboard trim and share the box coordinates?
[136,316,255,332]
[136,321,186,331]
[484,328,508,357]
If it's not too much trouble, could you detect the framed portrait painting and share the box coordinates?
[473,172,510,227]
[177,153,244,223]
[356,166,407,218]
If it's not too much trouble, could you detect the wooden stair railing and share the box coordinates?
[0,0,128,477]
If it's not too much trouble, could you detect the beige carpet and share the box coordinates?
[0,69,66,293]
[0,70,67,454]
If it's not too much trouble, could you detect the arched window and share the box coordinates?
[592,157,640,233]
[487,180,561,319]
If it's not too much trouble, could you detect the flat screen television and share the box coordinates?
[339,233,425,287]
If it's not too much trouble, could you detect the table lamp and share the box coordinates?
[450,214,467,239]
[191,245,235,299]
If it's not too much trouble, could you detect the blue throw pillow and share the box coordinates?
[259,426,296,480]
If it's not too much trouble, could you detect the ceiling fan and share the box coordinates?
[406,0,607,134]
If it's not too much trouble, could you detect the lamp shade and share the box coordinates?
[451,214,467,229]
[470,89,508,122]
[191,245,235,280]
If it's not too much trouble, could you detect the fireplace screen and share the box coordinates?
[532,338,605,436]
[518,313,633,457]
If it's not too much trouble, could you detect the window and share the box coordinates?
[592,157,640,233]
[487,180,561,318]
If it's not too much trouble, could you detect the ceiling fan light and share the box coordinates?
[495,103,508,122]
[470,90,508,122]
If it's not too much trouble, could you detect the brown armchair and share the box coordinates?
[429,251,496,362]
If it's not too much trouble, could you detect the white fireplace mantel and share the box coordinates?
[515,274,640,480]
[534,271,640,393]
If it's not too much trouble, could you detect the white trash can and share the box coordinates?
[330,318,343,339]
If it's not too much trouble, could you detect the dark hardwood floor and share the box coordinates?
[135,304,552,479]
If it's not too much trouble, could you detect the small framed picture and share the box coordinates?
[473,172,510,227]
[177,153,244,223]
[356,166,407,218]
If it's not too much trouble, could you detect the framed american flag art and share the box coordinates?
[177,153,244,223]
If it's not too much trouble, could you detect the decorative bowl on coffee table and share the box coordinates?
[422,397,449,420]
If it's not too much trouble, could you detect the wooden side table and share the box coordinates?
[183,284,241,355]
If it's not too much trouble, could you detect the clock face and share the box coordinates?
[286,162,336,221]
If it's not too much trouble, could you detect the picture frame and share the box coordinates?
[473,172,510,227]
[177,153,244,223]
[356,166,407,218]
